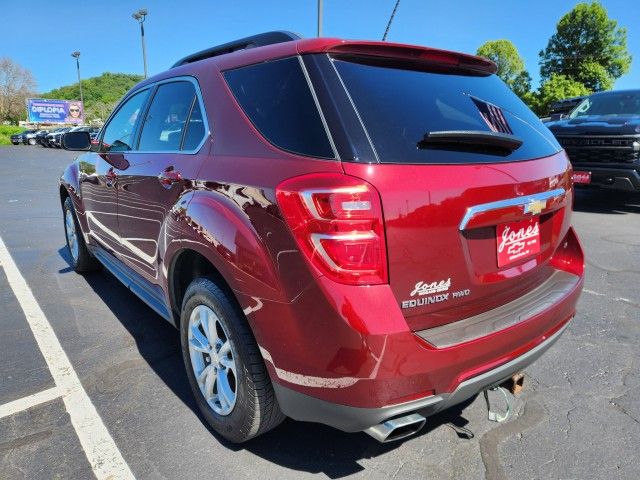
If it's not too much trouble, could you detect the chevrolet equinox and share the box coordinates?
[59,32,584,443]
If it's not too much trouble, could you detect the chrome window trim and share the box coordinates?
[458,188,566,231]
[99,75,210,156]
[132,75,210,155]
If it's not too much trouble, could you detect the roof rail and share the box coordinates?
[171,31,302,68]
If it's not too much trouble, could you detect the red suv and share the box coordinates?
[60,32,584,443]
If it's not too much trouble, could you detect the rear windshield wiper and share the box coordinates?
[417,130,523,156]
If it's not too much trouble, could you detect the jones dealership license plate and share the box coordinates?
[572,171,591,184]
[496,218,541,267]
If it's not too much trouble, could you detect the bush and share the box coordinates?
[0,125,26,145]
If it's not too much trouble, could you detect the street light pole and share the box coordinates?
[71,51,84,107]
[317,0,322,37]
[132,9,149,78]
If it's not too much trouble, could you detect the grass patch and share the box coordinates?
[0,125,26,145]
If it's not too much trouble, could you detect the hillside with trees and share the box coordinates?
[41,72,143,123]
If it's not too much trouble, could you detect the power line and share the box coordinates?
[382,0,401,41]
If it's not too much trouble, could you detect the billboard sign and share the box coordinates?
[27,98,84,124]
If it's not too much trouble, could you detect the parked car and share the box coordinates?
[35,130,51,146]
[87,126,101,141]
[49,127,74,148]
[10,129,36,145]
[547,89,640,192]
[60,32,585,444]
[43,128,68,148]
[36,129,66,146]
[544,95,588,122]
[22,129,47,145]
[56,126,98,149]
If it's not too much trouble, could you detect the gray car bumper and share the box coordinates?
[273,322,569,433]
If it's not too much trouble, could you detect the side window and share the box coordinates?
[224,57,334,159]
[181,100,205,151]
[138,81,198,152]
[101,90,149,152]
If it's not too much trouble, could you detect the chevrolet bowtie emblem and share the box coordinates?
[523,198,546,215]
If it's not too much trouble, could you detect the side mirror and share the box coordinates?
[63,131,91,151]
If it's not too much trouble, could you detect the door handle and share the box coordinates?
[158,166,182,188]
[105,167,117,186]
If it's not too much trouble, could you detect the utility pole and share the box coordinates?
[382,0,401,41]
[71,51,84,107]
[132,9,149,78]
[317,0,323,37]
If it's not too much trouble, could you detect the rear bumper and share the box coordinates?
[248,226,584,431]
[573,166,640,191]
[274,321,569,432]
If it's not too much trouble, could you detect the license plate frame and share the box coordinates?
[496,217,541,268]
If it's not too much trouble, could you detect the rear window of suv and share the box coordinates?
[332,57,560,164]
[224,57,335,159]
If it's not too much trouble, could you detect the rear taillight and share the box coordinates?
[276,173,388,285]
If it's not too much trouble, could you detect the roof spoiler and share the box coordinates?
[299,41,498,75]
[171,31,302,68]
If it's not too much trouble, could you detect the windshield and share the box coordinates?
[570,91,640,118]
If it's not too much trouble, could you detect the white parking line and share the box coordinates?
[583,288,635,306]
[0,235,135,480]
[0,387,62,420]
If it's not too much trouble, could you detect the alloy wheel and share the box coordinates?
[188,304,238,416]
[65,209,79,262]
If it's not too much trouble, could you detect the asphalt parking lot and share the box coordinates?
[0,145,638,480]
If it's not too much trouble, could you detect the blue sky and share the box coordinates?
[2,0,637,93]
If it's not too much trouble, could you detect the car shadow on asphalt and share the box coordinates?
[58,246,476,478]
[241,401,476,478]
[573,188,640,214]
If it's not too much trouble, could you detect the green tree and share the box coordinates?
[0,58,36,123]
[539,1,631,91]
[477,40,531,97]
[532,74,591,116]
[511,71,532,99]
[41,72,143,123]
[576,61,614,92]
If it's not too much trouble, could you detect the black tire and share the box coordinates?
[63,196,100,273]
[180,277,285,443]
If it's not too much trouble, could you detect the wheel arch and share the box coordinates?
[59,161,92,236]
[168,248,242,326]
[59,183,70,206]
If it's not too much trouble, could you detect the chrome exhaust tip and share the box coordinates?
[364,413,426,443]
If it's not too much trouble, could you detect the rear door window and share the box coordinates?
[181,100,206,151]
[224,57,335,159]
[138,81,199,152]
[332,58,560,164]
